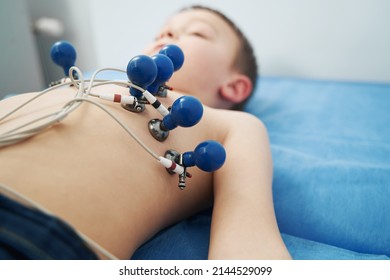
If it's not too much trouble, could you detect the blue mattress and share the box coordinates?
[132,76,390,260]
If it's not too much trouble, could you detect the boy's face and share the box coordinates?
[144,9,240,108]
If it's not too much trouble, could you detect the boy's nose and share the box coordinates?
[160,28,179,40]
[164,31,175,38]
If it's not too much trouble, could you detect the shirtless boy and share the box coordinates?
[0,6,290,260]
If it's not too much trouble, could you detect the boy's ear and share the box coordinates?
[219,73,253,104]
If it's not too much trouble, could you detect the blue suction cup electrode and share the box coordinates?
[163,140,226,189]
[159,44,184,71]
[182,140,226,172]
[147,54,174,94]
[127,55,157,98]
[149,95,203,141]
[162,96,203,130]
[50,41,77,77]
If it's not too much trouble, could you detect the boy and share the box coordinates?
[0,6,290,259]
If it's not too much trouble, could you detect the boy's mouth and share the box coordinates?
[152,43,166,54]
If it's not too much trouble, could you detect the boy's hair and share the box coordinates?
[181,5,258,110]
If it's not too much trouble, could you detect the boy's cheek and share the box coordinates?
[142,44,156,55]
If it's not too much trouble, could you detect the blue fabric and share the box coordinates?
[0,193,98,259]
[132,76,390,260]
[245,77,390,257]
[132,208,212,260]
[132,209,389,260]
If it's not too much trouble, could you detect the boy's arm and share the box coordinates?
[208,112,291,259]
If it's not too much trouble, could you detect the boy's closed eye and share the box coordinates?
[186,21,216,40]
[189,31,208,39]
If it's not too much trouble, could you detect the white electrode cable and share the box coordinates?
[0,81,73,123]
[64,97,160,160]
[0,66,183,167]
[0,68,85,146]
[84,67,126,95]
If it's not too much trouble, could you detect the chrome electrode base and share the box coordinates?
[164,149,191,190]
[164,149,180,174]
[149,119,169,142]
[155,85,169,97]
[48,79,64,88]
[121,102,145,113]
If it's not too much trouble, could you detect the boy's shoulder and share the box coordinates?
[207,105,265,128]
[202,105,268,144]
[166,90,267,138]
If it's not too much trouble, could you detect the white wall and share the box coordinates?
[0,0,44,98]
[84,0,390,83]
[28,0,98,85]
[2,0,390,98]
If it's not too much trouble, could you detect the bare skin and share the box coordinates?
[0,83,290,259]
